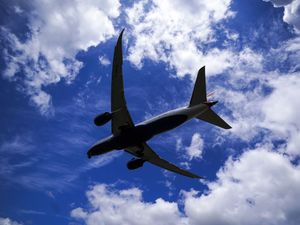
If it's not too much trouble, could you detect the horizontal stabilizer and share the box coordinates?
[197,108,231,129]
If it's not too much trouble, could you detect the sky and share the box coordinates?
[1,0,300,224]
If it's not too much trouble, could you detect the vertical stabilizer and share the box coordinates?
[189,66,207,107]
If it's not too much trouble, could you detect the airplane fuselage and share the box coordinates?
[88,104,208,157]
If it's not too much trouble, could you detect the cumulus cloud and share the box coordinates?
[125,0,235,77]
[217,85,266,141]
[216,66,300,158]
[1,0,120,115]
[263,0,300,32]
[71,184,186,225]
[185,133,204,160]
[183,148,300,225]
[71,147,300,225]
[196,32,299,159]
[99,55,111,66]
[284,1,300,32]
[261,74,300,156]
[0,217,22,225]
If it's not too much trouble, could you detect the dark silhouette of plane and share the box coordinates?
[87,29,231,178]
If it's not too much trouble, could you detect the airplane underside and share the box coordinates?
[87,29,231,179]
[88,113,189,157]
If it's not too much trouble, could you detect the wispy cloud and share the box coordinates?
[0,76,120,191]
[19,209,46,216]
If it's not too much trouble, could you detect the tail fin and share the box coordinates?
[189,66,207,107]
[189,66,232,129]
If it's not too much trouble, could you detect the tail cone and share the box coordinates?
[204,101,218,107]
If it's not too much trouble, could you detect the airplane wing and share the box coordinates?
[125,143,202,179]
[111,29,135,135]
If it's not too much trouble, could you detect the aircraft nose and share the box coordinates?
[87,141,110,158]
[87,143,99,159]
[87,148,94,159]
[87,150,92,159]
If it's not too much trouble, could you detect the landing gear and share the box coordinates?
[136,150,144,157]
[136,144,144,157]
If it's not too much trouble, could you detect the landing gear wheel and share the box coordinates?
[136,150,144,157]
[136,144,144,157]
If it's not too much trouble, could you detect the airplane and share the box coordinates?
[87,29,231,178]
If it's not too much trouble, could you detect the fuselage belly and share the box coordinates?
[88,104,207,157]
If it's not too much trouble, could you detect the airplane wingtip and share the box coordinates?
[119,28,125,38]
[194,175,204,179]
[115,28,125,49]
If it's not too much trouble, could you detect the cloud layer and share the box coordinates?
[71,147,300,225]
[1,0,120,115]
[125,0,235,77]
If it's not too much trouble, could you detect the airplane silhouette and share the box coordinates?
[87,29,231,178]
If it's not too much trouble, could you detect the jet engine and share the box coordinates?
[94,112,112,126]
[127,158,145,170]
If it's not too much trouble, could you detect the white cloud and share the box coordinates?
[261,74,300,156]
[217,62,300,157]
[185,133,204,160]
[99,55,111,66]
[284,1,300,32]
[1,0,120,115]
[217,85,266,141]
[124,0,266,82]
[13,5,23,14]
[263,0,300,32]
[71,147,300,225]
[267,36,300,72]
[183,148,300,225]
[71,184,186,225]
[125,0,235,77]
[0,217,22,225]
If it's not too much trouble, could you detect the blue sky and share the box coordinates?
[1,0,300,225]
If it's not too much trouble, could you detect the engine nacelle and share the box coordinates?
[127,158,145,170]
[94,112,112,126]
